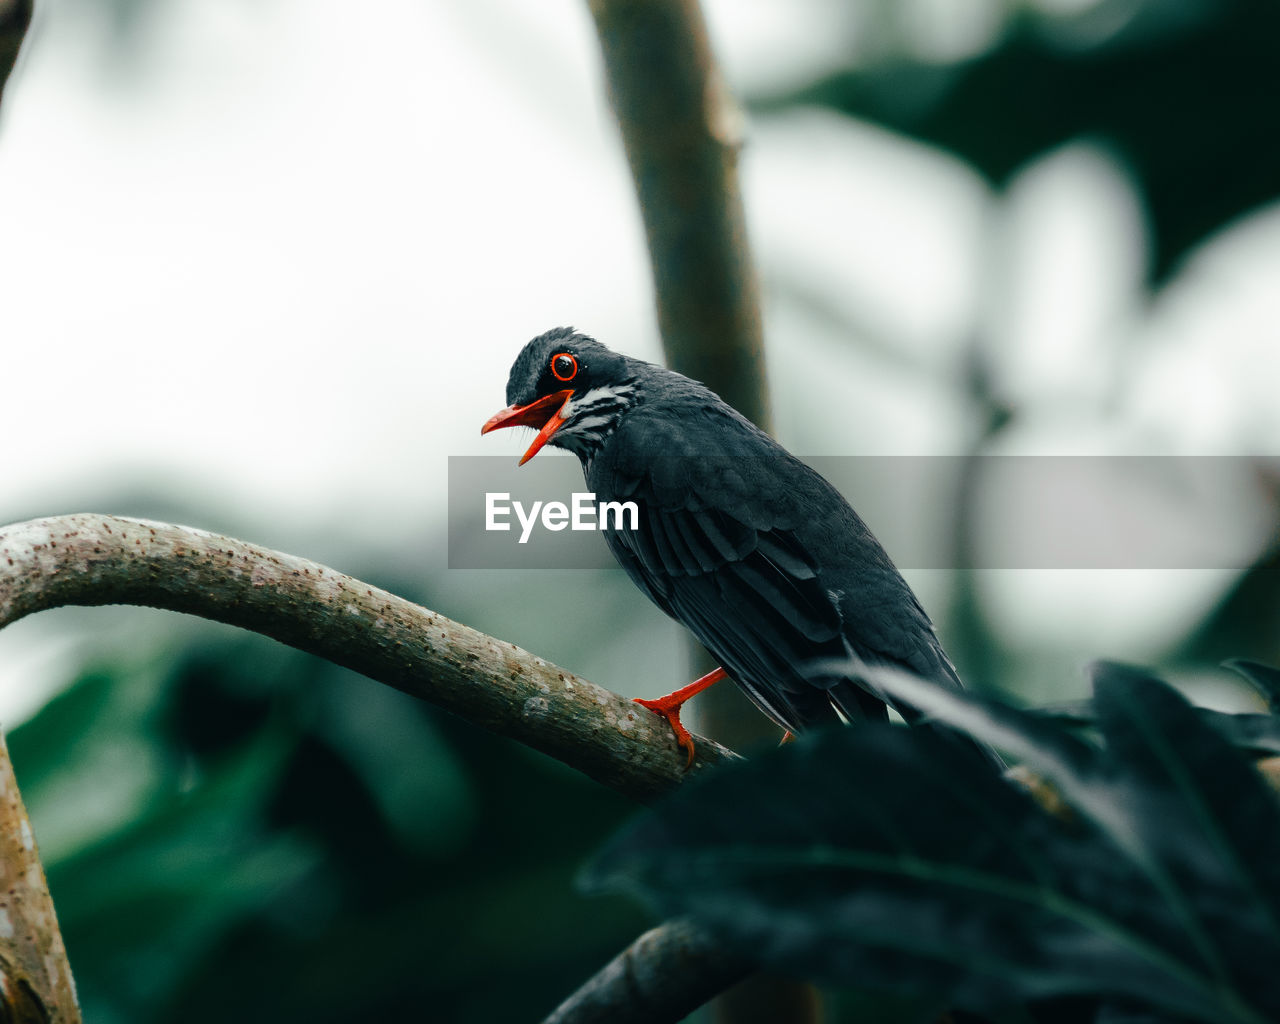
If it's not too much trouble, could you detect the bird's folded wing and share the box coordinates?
[591,409,958,727]
[599,455,858,727]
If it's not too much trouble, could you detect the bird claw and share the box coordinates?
[633,696,697,768]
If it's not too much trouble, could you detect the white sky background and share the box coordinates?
[1,0,1279,721]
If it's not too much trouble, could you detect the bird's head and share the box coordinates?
[481,327,639,464]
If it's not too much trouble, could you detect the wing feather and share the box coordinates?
[590,403,957,733]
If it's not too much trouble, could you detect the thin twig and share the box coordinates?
[0,514,739,804]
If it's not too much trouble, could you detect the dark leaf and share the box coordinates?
[588,663,1280,1021]
[1026,693,1280,758]
[1202,709,1280,756]
[1222,659,1280,711]
[1087,662,1280,998]
[585,721,1275,1020]
[850,665,1145,855]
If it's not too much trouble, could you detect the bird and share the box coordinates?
[482,326,977,766]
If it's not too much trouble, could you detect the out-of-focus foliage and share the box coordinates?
[9,628,647,1023]
[588,661,1280,1022]
[1029,660,1280,755]
[755,0,1280,284]
[1180,547,1280,667]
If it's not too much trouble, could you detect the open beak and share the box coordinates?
[480,389,575,465]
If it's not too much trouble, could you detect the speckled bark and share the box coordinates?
[0,733,80,1023]
[0,514,740,803]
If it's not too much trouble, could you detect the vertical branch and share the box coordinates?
[0,733,81,1023]
[586,4,818,1021]
[587,0,771,432]
[586,0,782,747]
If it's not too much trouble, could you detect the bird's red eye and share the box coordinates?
[551,352,578,382]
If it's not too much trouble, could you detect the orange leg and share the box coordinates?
[634,667,727,768]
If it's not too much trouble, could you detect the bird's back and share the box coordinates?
[586,382,961,734]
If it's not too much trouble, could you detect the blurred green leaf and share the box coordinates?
[9,662,176,863]
[309,677,475,855]
[47,727,315,1017]
[7,626,647,1023]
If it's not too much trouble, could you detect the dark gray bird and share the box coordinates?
[482,327,969,764]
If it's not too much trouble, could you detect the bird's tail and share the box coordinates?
[816,661,1008,774]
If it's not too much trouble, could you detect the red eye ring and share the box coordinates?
[550,352,578,382]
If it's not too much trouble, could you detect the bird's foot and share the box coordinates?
[633,695,698,768]
[633,666,727,769]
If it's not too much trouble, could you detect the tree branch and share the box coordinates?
[541,919,751,1024]
[0,513,739,803]
[587,0,771,434]
[586,5,817,1020]
[0,732,80,1023]
[588,0,789,764]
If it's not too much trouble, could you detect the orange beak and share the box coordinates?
[480,389,575,465]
